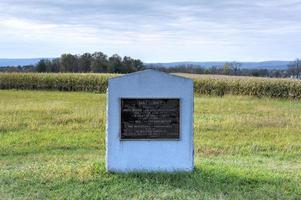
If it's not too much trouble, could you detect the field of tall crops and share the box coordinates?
[0,73,116,93]
[180,73,301,99]
[1,72,301,99]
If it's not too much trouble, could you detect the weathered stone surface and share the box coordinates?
[106,70,194,172]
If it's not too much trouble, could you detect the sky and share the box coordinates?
[0,0,300,62]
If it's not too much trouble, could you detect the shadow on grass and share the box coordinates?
[108,167,278,190]
[2,162,300,199]
[83,163,299,199]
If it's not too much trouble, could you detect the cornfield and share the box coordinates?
[181,73,301,99]
[1,72,301,99]
[0,73,117,93]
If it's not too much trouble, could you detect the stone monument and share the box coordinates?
[106,70,194,172]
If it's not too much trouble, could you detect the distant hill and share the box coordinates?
[0,58,43,67]
[0,59,293,70]
[146,61,293,70]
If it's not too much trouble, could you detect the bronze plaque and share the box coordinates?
[120,98,180,140]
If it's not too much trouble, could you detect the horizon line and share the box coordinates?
[0,57,296,63]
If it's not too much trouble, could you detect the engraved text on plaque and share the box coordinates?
[120,98,180,139]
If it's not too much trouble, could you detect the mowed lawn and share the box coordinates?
[0,90,301,200]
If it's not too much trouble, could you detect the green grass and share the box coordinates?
[0,90,301,199]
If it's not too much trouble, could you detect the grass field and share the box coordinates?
[0,90,301,199]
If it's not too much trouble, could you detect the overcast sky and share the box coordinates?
[0,0,300,62]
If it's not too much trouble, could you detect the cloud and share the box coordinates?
[0,0,300,61]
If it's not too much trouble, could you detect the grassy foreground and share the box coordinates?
[0,90,301,199]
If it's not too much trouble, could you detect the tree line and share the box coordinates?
[1,54,300,79]
[0,52,144,73]
[287,59,301,79]
[35,52,144,73]
[148,59,301,79]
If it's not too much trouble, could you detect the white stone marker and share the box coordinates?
[106,70,194,172]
